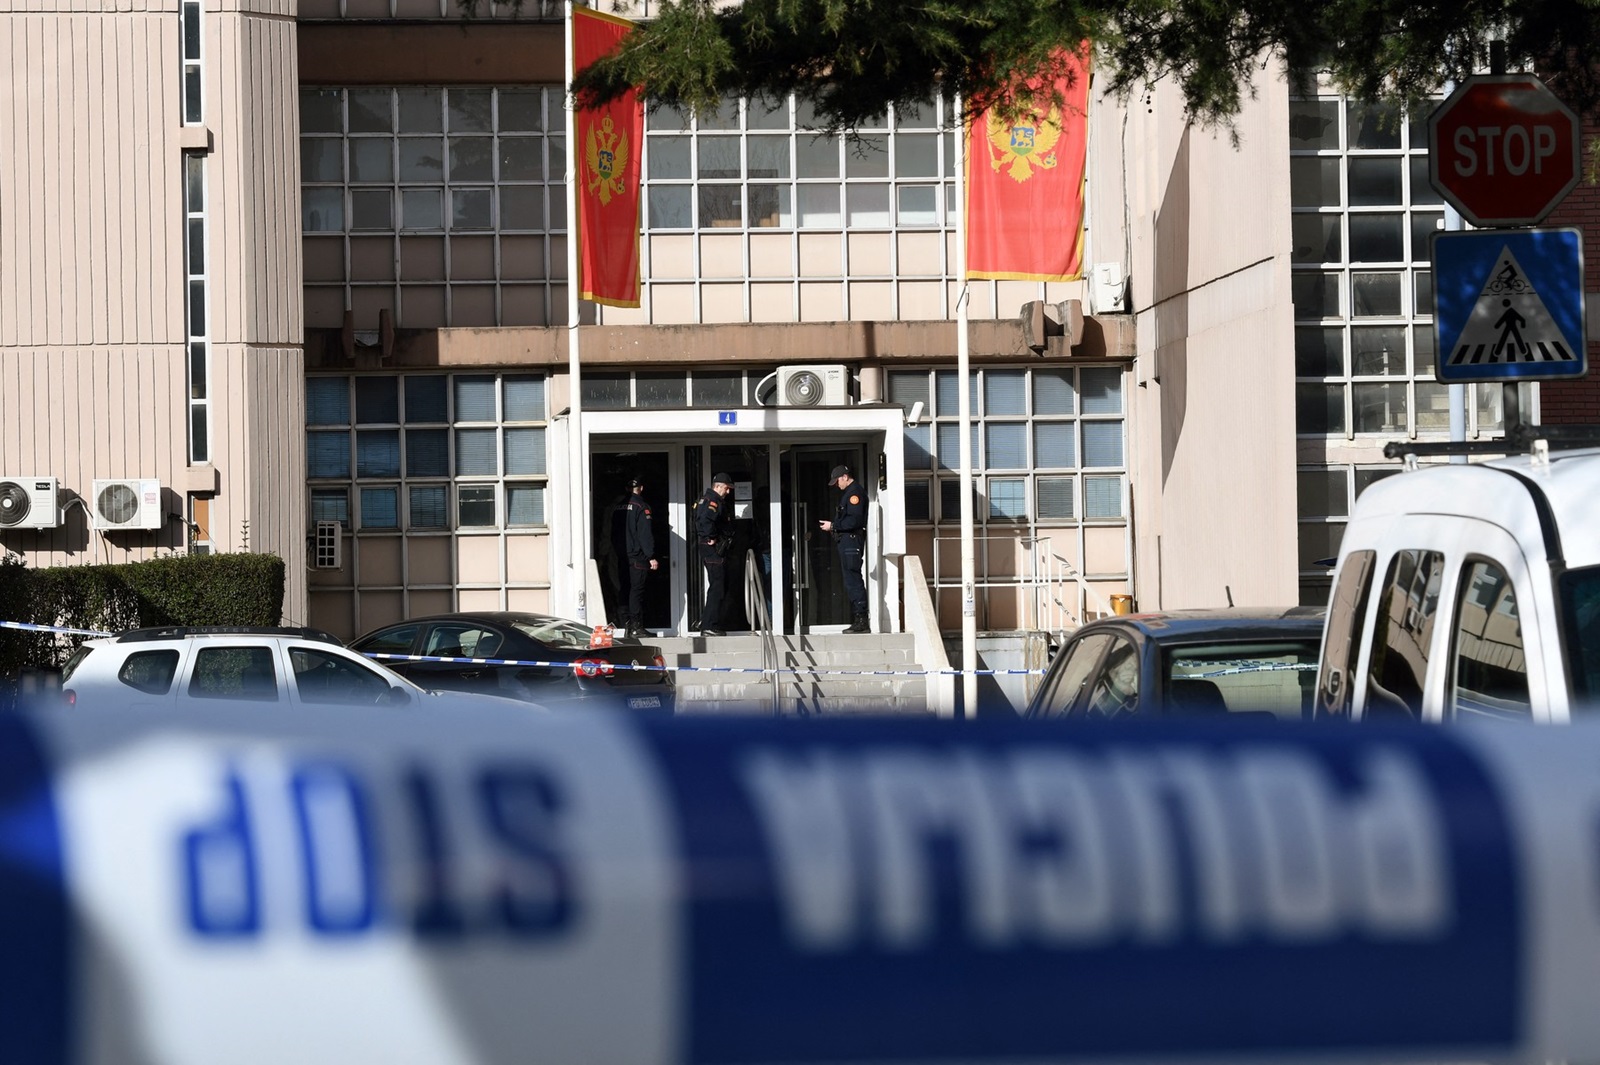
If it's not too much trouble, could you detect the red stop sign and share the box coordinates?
[1429,74,1580,227]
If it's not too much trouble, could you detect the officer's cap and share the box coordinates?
[712,471,735,486]
[828,465,851,482]
[628,476,645,488]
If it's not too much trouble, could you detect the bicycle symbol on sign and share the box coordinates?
[1487,262,1534,296]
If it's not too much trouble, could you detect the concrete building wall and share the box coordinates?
[1094,65,1299,610]
[0,1,307,621]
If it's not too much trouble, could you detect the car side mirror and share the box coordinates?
[387,687,411,707]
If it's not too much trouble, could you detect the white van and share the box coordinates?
[1315,445,1600,723]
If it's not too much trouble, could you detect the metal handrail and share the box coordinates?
[743,549,781,717]
[925,533,1117,637]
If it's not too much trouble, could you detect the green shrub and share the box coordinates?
[0,553,286,683]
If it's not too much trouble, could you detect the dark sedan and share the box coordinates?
[1024,607,1324,721]
[350,612,674,715]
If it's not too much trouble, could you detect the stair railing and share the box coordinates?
[743,549,781,717]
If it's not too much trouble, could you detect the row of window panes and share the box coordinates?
[310,482,545,530]
[307,427,546,479]
[1297,380,1512,436]
[1291,269,1432,320]
[887,368,1125,418]
[181,0,202,124]
[903,475,1125,523]
[1291,212,1444,265]
[1288,99,1429,154]
[306,374,546,426]
[183,156,209,463]
[301,87,565,234]
[580,371,755,409]
[649,96,953,134]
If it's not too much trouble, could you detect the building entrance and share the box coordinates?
[783,444,868,632]
[590,451,673,633]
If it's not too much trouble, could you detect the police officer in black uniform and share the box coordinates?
[693,472,735,636]
[621,476,657,639]
[818,464,870,633]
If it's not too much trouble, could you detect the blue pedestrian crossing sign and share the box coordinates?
[1432,227,1586,382]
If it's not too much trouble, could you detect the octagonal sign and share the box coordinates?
[1429,74,1580,227]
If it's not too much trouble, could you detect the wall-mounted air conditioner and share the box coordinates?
[0,477,60,530]
[777,364,851,407]
[91,478,164,531]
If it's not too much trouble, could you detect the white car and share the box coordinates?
[59,626,437,710]
[1315,445,1600,723]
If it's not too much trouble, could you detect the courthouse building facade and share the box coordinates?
[4,0,1568,640]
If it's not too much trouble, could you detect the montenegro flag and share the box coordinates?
[574,7,643,308]
[966,46,1091,282]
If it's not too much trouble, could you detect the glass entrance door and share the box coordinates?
[591,450,673,632]
[784,444,868,633]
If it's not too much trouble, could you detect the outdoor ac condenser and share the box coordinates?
[776,364,851,406]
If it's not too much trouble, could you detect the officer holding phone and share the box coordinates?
[818,464,869,633]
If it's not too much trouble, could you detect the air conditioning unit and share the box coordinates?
[91,478,164,531]
[777,364,851,407]
[0,477,60,530]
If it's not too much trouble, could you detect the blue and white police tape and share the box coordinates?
[0,619,114,637]
[367,649,1053,677]
[0,703,1596,1064]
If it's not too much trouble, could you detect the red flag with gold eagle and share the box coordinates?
[574,6,643,307]
[966,46,1091,281]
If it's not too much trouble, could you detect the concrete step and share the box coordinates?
[681,694,934,717]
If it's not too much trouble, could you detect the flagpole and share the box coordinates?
[954,96,978,720]
[565,0,587,623]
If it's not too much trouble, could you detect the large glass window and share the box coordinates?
[305,372,548,532]
[1451,559,1530,720]
[888,366,1126,527]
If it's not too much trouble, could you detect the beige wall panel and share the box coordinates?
[0,346,190,566]
[905,529,934,567]
[798,233,841,276]
[848,282,893,321]
[506,587,550,613]
[305,287,346,328]
[985,536,1022,579]
[698,235,744,279]
[985,587,1021,630]
[458,587,503,612]
[409,588,455,616]
[506,533,550,583]
[601,302,648,327]
[748,233,793,278]
[408,535,453,583]
[1,12,182,350]
[1083,525,1126,576]
[897,282,943,321]
[304,238,346,283]
[649,285,697,325]
[355,590,405,635]
[993,281,1043,321]
[649,235,695,280]
[846,233,891,276]
[357,536,404,584]
[351,238,398,281]
[309,592,354,638]
[749,284,795,323]
[700,284,746,324]
[456,534,503,583]
[308,562,351,588]
[799,282,842,322]
[895,233,943,278]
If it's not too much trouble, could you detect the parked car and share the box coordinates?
[59,626,438,710]
[349,611,675,715]
[1315,445,1600,723]
[1024,608,1325,721]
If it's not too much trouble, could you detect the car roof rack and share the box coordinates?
[1382,422,1600,461]
[114,626,344,645]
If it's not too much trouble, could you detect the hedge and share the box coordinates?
[0,552,286,680]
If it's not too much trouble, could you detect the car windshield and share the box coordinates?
[1560,566,1600,709]
[1164,640,1321,720]
[510,617,600,650]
